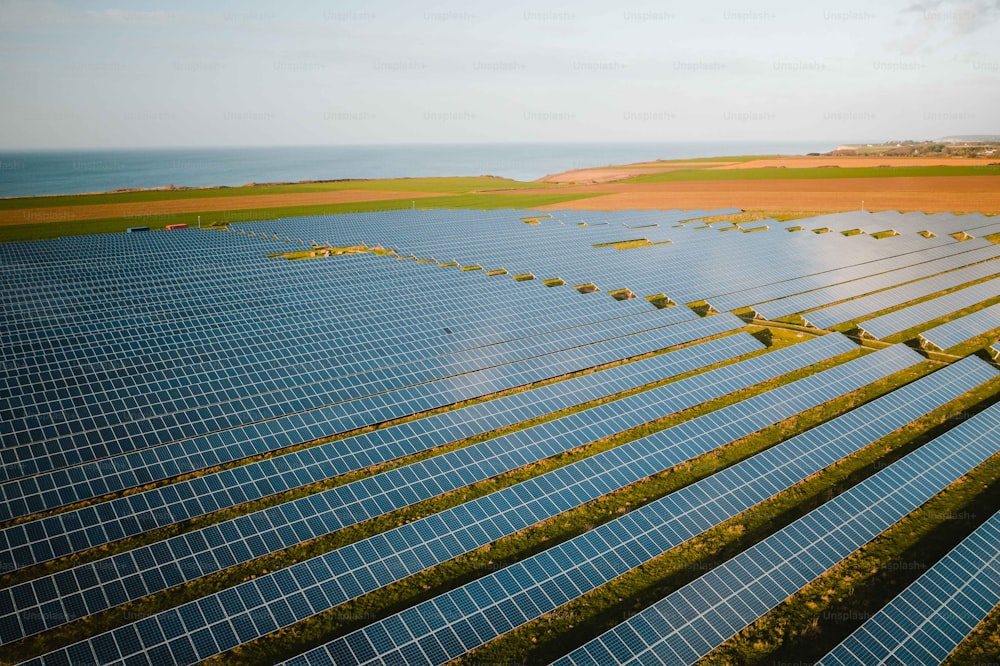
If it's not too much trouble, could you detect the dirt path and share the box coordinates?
[0,190,442,225]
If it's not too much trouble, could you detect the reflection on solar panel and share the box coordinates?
[25,340,926,666]
[0,318,749,534]
[803,255,1000,329]
[278,355,994,666]
[0,334,766,642]
[713,239,1000,317]
[755,247,1000,322]
[552,400,1000,666]
[818,508,1000,666]
[919,302,1000,351]
[858,276,1000,339]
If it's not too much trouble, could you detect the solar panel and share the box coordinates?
[0,334,766,642]
[712,238,996,316]
[857,276,1000,340]
[6,210,999,666]
[20,341,928,666]
[0,315,747,573]
[551,398,1000,666]
[755,247,1000,322]
[818,508,1000,666]
[275,355,995,666]
[0,326,754,524]
[803,255,1000,329]
[3,303,695,483]
[919,302,1000,351]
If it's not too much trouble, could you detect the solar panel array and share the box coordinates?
[235,209,975,310]
[5,206,1000,665]
[280,355,996,666]
[919,302,1000,351]
[818,508,1000,666]
[858,275,1000,340]
[711,238,999,317]
[0,319,750,573]
[554,398,1000,666]
[800,252,1000,329]
[0,333,766,642]
[24,336,913,666]
[756,247,1000,323]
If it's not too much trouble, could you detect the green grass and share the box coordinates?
[623,164,1000,184]
[0,177,556,211]
[0,192,605,242]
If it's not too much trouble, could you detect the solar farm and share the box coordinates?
[3,207,1000,666]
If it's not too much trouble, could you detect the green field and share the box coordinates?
[0,176,557,211]
[0,191,601,242]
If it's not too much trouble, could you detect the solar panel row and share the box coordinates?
[3,304,694,482]
[919,302,1000,351]
[803,254,1000,329]
[238,209,952,309]
[1,326,755,523]
[818,508,1000,666]
[708,235,992,315]
[553,398,1000,666]
[279,355,995,666]
[0,334,765,642]
[24,338,921,666]
[858,275,1000,340]
[754,246,1000,322]
[0,315,747,572]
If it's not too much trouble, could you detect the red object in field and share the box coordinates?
[165,224,188,230]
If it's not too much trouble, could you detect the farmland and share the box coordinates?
[2,154,999,242]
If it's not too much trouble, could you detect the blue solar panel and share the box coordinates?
[0,334,766,642]
[0,315,747,573]
[7,210,999,666]
[919,302,1000,351]
[276,355,994,666]
[818,508,1000,666]
[858,276,1000,340]
[22,341,932,666]
[754,248,1000,328]
[552,399,1000,666]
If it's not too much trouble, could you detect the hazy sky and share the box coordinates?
[0,0,997,149]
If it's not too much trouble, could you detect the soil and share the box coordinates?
[0,190,441,225]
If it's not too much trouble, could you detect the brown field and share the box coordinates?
[528,176,1000,214]
[0,190,441,225]
[717,156,998,170]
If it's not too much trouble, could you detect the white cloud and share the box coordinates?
[890,0,1000,52]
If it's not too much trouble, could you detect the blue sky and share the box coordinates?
[0,0,997,149]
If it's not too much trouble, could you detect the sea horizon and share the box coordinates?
[0,140,846,199]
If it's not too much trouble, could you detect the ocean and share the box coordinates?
[0,141,840,199]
